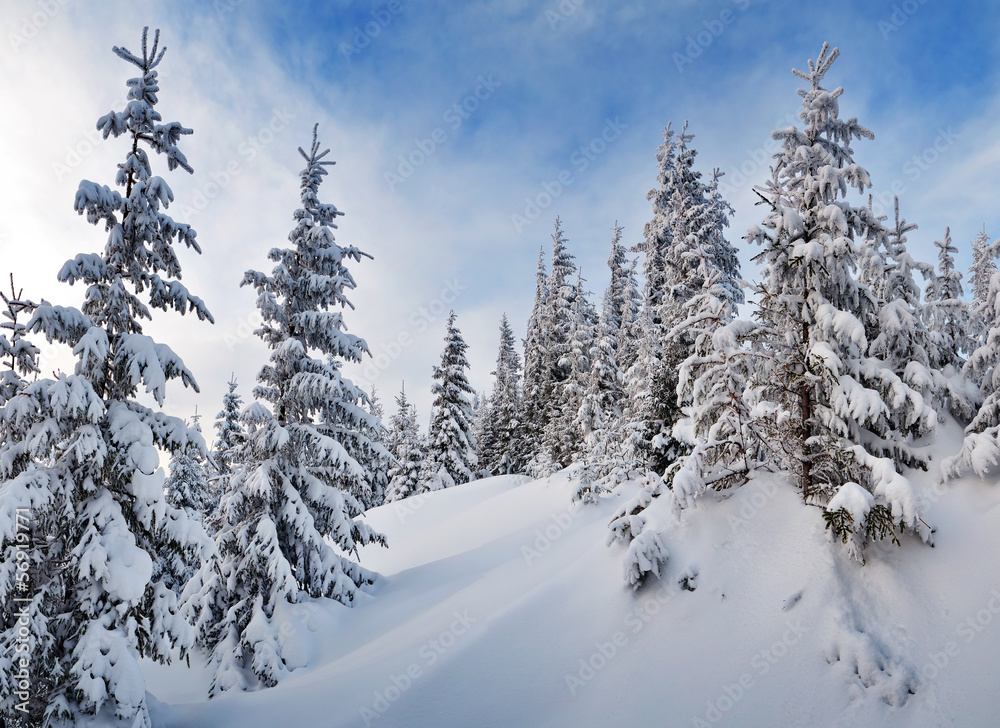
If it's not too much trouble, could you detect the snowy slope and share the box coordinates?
[146,426,1000,728]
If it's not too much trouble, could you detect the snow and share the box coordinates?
[77,491,154,604]
[826,481,873,525]
[142,429,1000,727]
[74,622,148,718]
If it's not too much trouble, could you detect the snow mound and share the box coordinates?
[146,457,1000,728]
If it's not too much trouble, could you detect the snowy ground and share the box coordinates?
[145,422,1000,727]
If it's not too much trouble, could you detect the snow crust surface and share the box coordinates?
[145,424,1000,727]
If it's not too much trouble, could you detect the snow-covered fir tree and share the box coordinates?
[480,314,524,475]
[576,226,629,442]
[162,411,214,591]
[621,304,658,475]
[350,386,391,509]
[656,130,743,462]
[668,249,762,507]
[612,257,648,478]
[703,168,744,310]
[385,430,427,501]
[609,167,744,577]
[628,127,675,473]
[632,124,744,475]
[864,199,943,438]
[0,29,214,727]
[924,227,971,371]
[618,256,643,372]
[203,374,247,534]
[387,382,415,462]
[968,225,997,353]
[742,43,935,559]
[551,271,593,466]
[0,276,39,407]
[424,311,479,487]
[521,247,548,467]
[182,125,386,696]
[475,392,497,475]
[165,411,214,518]
[945,250,1000,478]
[575,225,630,499]
[532,218,578,474]
[471,390,492,478]
[606,472,669,589]
[384,384,426,502]
[213,374,247,479]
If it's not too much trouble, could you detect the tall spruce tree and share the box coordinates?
[346,386,391,509]
[182,126,386,696]
[387,382,414,462]
[212,374,247,478]
[865,200,944,440]
[741,44,934,558]
[577,226,628,442]
[425,311,479,486]
[968,225,997,353]
[204,374,247,532]
[925,227,972,371]
[521,247,548,466]
[530,218,578,475]
[551,271,593,466]
[384,384,425,502]
[164,411,213,519]
[668,249,762,506]
[0,276,39,407]
[471,391,493,477]
[629,126,676,473]
[0,29,214,726]
[481,314,524,475]
[162,412,213,591]
[575,225,631,499]
[632,124,744,475]
[946,247,1000,478]
[610,167,744,574]
[617,257,642,377]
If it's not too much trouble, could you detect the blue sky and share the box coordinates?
[2,0,1000,432]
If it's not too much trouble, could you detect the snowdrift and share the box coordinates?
[146,437,1000,727]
